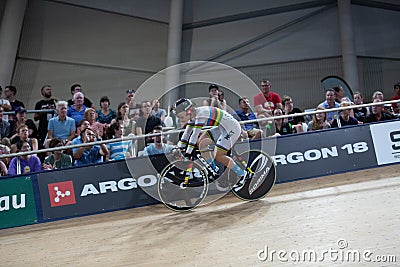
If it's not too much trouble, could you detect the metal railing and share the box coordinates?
[0,99,398,160]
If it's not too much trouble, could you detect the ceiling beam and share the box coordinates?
[183,0,335,30]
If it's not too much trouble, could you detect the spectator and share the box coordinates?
[111,102,136,136]
[8,140,42,175]
[282,95,305,133]
[318,88,340,124]
[68,92,87,127]
[353,92,369,122]
[42,138,72,170]
[233,97,263,140]
[126,89,141,118]
[47,101,76,145]
[9,107,38,139]
[0,86,12,122]
[0,138,11,165]
[372,91,384,101]
[72,128,108,166]
[136,100,163,143]
[106,122,135,160]
[265,108,293,137]
[0,106,10,138]
[307,107,331,131]
[218,90,227,111]
[203,84,226,110]
[70,119,91,157]
[254,79,282,116]
[384,104,394,116]
[96,96,116,126]
[333,85,345,103]
[67,84,94,108]
[0,158,7,176]
[10,124,38,154]
[4,85,24,122]
[34,85,57,146]
[141,125,175,156]
[151,98,167,122]
[363,99,395,123]
[331,102,359,128]
[75,119,90,137]
[136,100,163,151]
[84,108,104,139]
[391,82,400,115]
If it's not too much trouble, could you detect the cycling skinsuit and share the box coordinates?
[179,106,241,154]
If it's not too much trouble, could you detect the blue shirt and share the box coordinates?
[72,137,103,166]
[67,105,87,127]
[96,109,117,124]
[142,143,175,156]
[48,116,76,140]
[107,140,133,160]
[318,101,340,122]
[234,109,258,131]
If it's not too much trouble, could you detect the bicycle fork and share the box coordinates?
[180,162,193,189]
[235,155,254,176]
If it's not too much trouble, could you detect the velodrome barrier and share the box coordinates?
[1,120,399,229]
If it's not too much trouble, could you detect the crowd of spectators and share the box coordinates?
[0,80,398,178]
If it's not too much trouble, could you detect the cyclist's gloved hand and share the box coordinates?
[184,145,195,159]
[177,140,187,149]
[184,150,192,159]
[172,146,182,157]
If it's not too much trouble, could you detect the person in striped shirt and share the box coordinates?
[175,98,247,183]
[106,122,134,160]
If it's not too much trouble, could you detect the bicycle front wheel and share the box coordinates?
[231,150,276,201]
[158,160,209,212]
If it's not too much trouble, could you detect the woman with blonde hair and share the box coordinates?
[84,108,104,138]
[307,107,331,131]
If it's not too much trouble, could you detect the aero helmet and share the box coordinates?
[174,98,193,114]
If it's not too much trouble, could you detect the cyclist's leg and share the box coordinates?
[214,124,244,177]
[215,147,245,176]
[197,130,219,170]
[198,131,214,159]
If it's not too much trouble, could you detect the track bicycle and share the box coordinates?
[157,146,276,211]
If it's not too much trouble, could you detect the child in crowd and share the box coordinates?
[8,140,42,175]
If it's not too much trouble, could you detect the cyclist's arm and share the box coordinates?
[186,119,205,154]
[178,121,194,148]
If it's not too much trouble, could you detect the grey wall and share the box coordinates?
[4,0,400,113]
[182,2,400,110]
[13,0,168,109]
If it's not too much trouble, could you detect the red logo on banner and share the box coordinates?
[48,181,76,207]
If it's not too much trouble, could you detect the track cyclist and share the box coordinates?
[174,98,247,189]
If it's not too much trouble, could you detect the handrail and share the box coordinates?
[3,109,55,115]
[0,99,398,160]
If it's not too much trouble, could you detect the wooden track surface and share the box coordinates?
[1,165,399,266]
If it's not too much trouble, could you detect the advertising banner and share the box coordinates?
[236,125,378,183]
[8,121,398,224]
[369,121,400,165]
[38,160,159,220]
[0,176,37,229]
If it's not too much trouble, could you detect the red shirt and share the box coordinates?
[254,92,281,111]
[391,95,400,112]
